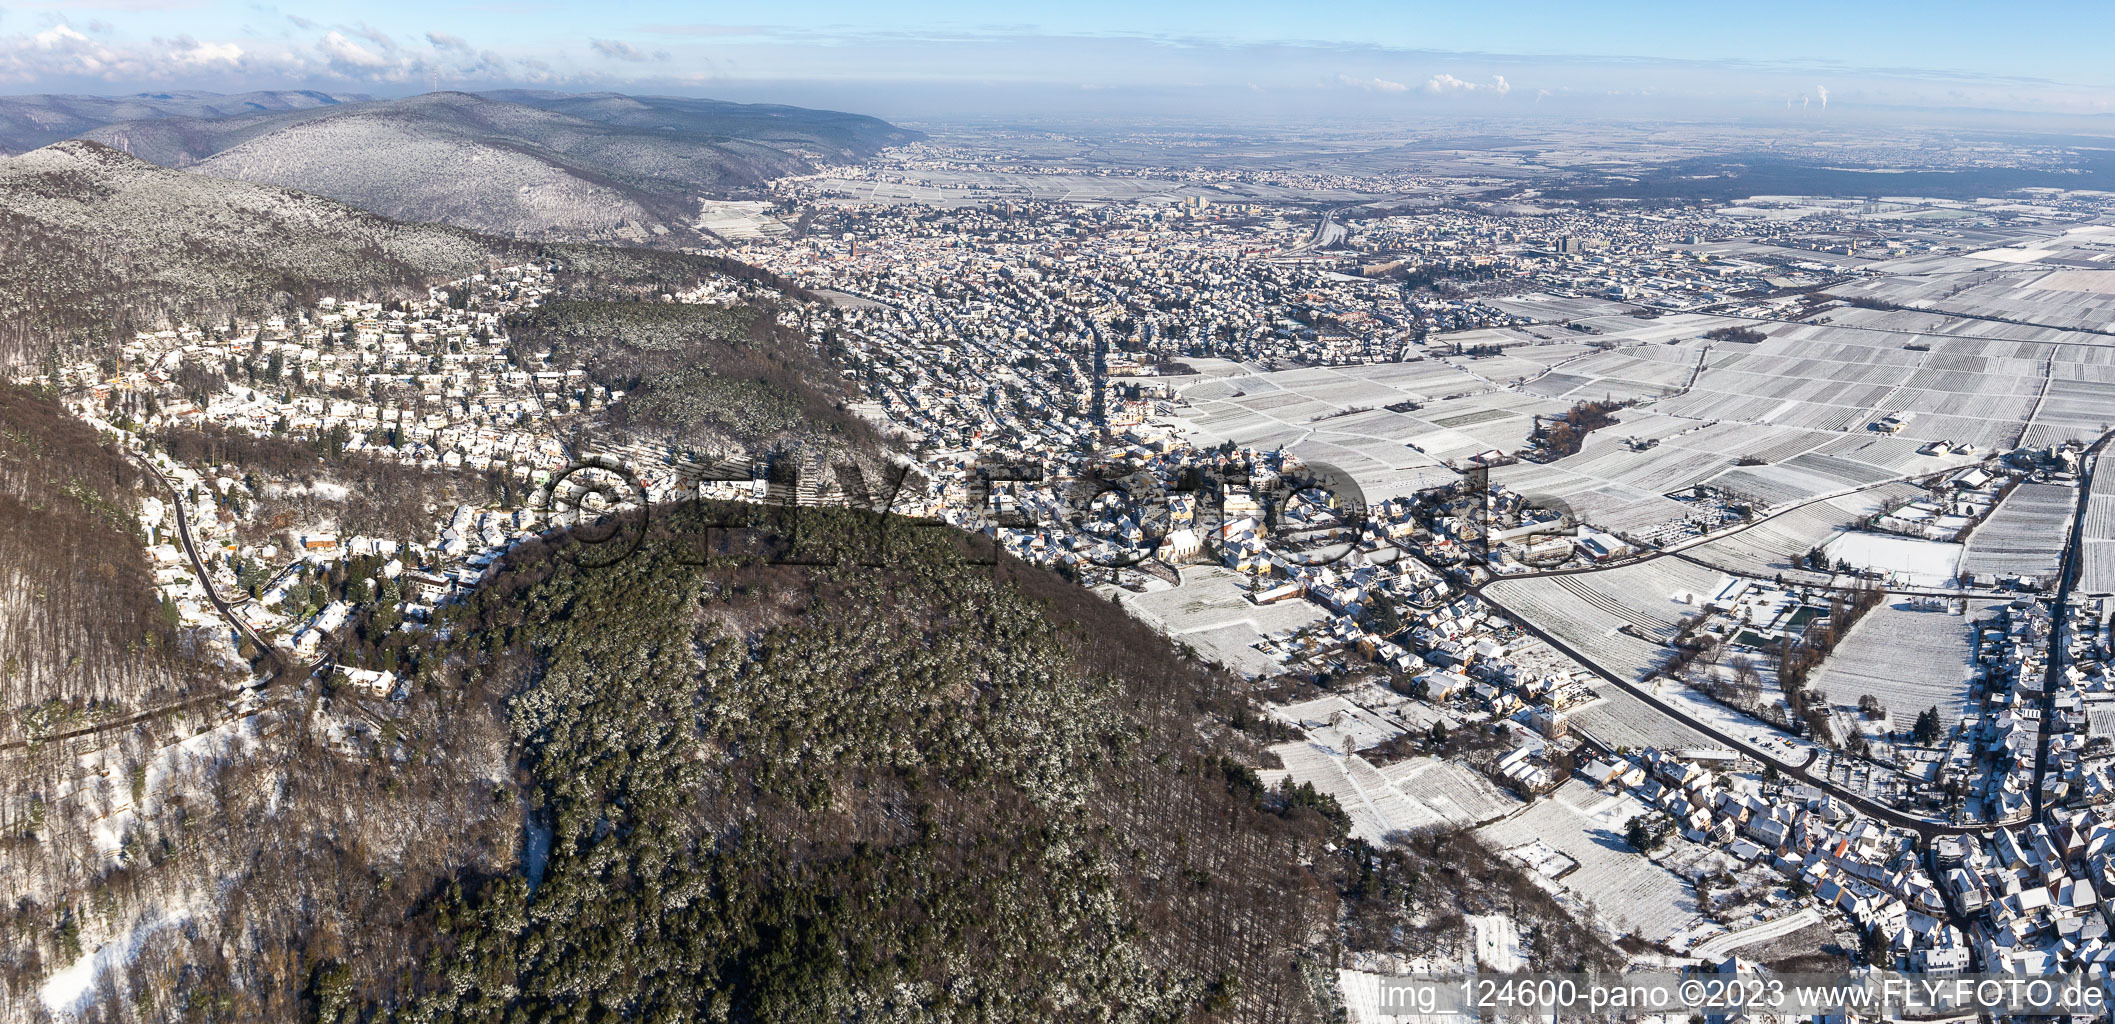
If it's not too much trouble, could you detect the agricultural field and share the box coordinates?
[1478,779,1709,945]
[2080,459,2115,595]
[1820,531,1964,587]
[1495,415,1822,536]
[1808,598,1996,733]
[1838,245,2115,336]
[1262,740,1520,844]
[1565,685,1720,753]
[1467,914,1527,972]
[2025,377,2115,451]
[1960,482,2076,581]
[1116,565,1327,676]
[1704,433,1972,508]
[1171,361,1531,498]
[1645,322,2045,451]
[695,200,788,241]
[1651,678,1815,765]
[1485,293,1640,322]
[1493,410,1969,543]
[1375,758,1522,828]
[1684,480,1940,578]
[1275,694,1413,752]
[1485,558,1726,681]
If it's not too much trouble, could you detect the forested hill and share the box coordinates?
[0,139,494,368]
[0,90,366,155]
[0,384,221,742]
[120,505,1346,1022]
[478,90,917,160]
[0,136,815,371]
[505,298,884,461]
[76,91,916,245]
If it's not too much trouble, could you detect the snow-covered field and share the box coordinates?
[1565,685,1717,752]
[1467,914,1525,971]
[1685,481,1928,578]
[1810,598,1992,730]
[1821,531,1963,587]
[1650,678,1815,764]
[1117,565,1327,676]
[1276,695,1406,752]
[1962,482,2075,580]
[41,910,189,1017]
[1261,740,1521,844]
[2078,464,2115,594]
[1485,559,1724,682]
[1170,361,1550,497]
[1688,907,1825,960]
[1477,779,1710,945]
[696,200,787,241]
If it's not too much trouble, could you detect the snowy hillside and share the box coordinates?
[77,91,909,243]
[0,140,492,366]
[0,89,364,155]
[186,107,690,244]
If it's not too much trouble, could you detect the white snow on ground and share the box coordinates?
[1689,907,1824,960]
[1966,247,2056,263]
[1117,565,1327,677]
[1564,685,1716,752]
[1503,839,1577,880]
[1821,530,1963,587]
[1810,598,1991,732]
[40,910,186,1016]
[1276,695,1405,752]
[1467,914,1525,971]
[1477,779,1713,946]
[1647,677,1819,767]
[1261,740,1520,844]
[74,710,261,864]
[697,200,785,241]
[1336,917,1525,1022]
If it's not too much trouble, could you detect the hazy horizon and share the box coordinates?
[3,1,2111,125]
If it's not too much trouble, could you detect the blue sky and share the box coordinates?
[5,1,2111,120]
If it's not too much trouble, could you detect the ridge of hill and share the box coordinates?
[74,91,915,244]
[0,89,365,155]
[0,139,494,365]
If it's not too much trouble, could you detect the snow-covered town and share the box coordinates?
[21,134,2115,1021]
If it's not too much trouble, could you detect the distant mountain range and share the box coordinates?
[478,90,917,161]
[26,90,916,244]
[0,89,369,154]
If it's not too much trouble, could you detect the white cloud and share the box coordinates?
[33,24,94,50]
[18,23,131,76]
[167,37,243,66]
[1337,74,1407,93]
[0,20,544,88]
[1424,72,1511,97]
[589,38,664,63]
[345,24,398,52]
[318,30,387,69]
